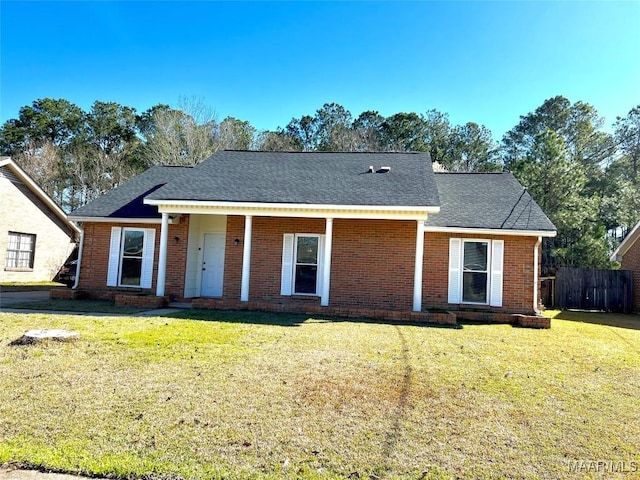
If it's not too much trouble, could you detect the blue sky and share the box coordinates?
[1,1,638,140]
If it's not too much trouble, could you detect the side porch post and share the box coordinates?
[413,219,425,312]
[240,215,252,302]
[156,212,169,297]
[321,218,333,307]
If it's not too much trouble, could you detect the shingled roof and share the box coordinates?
[426,173,556,232]
[145,151,440,207]
[70,165,193,219]
[69,151,555,234]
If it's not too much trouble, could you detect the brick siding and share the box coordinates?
[423,232,539,314]
[0,174,76,282]
[79,214,541,317]
[620,241,640,312]
[78,216,189,300]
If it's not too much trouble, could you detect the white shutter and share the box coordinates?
[107,227,122,286]
[448,238,462,304]
[316,235,325,296]
[280,234,294,296]
[140,228,156,289]
[490,239,504,307]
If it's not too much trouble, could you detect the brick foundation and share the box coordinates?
[114,294,169,309]
[50,288,73,300]
[192,297,458,326]
[513,314,551,329]
[456,309,551,329]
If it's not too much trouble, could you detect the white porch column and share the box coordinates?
[321,218,333,307]
[413,219,425,312]
[533,236,542,314]
[240,215,252,302]
[156,212,170,297]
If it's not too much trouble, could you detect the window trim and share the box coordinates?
[461,239,490,305]
[5,231,36,271]
[118,228,145,287]
[292,233,322,296]
[107,226,155,289]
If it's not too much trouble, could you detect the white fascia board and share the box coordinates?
[610,220,640,261]
[424,226,557,238]
[144,199,440,221]
[1,158,81,236]
[68,216,176,225]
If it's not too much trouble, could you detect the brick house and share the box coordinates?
[69,151,556,326]
[0,157,79,283]
[611,222,640,312]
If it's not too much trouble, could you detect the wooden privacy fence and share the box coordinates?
[555,267,633,312]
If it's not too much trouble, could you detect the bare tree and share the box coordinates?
[13,140,65,205]
[141,97,219,166]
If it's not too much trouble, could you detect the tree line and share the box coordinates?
[1,96,639,271]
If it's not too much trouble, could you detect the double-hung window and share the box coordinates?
[281,233,324,296]
[448,238,503,307]
[5,232,36,270]
[107,227,155,288]
[462,241,489,303]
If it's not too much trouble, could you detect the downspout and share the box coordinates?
[72,224,85,290]
[533,236,542,314]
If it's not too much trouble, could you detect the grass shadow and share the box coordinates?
[166,309,462,329]
[166,309,309,327]
[550,310,640,331]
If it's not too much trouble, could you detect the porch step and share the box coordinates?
[168,301,192,309]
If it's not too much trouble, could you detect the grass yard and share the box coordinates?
[0,309,638,479]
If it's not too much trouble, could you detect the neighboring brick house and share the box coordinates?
[611,223,640,312]
[0,157,79,283]
[69,151,556,325]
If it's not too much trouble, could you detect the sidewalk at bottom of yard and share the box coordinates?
[0,467,97,480]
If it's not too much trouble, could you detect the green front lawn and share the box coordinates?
[0,310,638,479]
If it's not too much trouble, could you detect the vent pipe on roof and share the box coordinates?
[368,166,374,173]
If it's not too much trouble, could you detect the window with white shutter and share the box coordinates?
[448,238,504,307]
[107,227,155,288]
[281,233,324,296]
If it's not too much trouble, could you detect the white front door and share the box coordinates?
[201,233,225,297]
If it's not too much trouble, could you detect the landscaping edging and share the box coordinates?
[114,294,169,309]
[192,298,458,326]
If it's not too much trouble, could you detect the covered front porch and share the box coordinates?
[149,203,435,313]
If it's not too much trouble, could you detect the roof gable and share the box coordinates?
[611,220,640,262]
[70,165,193,220]
[426,173,556,233]
[0,157,80,236]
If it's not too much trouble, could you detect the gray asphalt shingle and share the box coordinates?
[145,151,440,207]
[70,165,193,218]
[70,151,555,234]
[426,173,556,232]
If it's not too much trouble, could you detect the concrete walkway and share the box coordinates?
[0,290,50,307]
[0,467,94,480]
[0,290,186,317]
